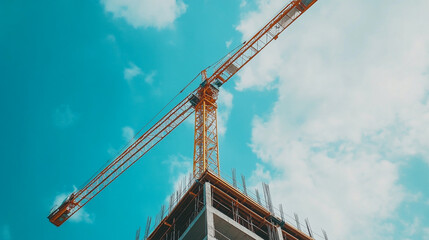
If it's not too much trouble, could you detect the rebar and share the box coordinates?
[305,218,313,238]
[241,175,247,195]
[262,183,274,213]
[144,216,152,239]
[322,229,329,240]
[294,213,301,231]
[232,168,237,188]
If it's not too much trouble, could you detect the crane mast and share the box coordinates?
[192,0,316,178]
[48,0,317,227]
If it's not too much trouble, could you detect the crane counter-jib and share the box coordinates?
[48,0,317,227]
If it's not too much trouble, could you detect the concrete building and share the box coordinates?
[145,171,315,240]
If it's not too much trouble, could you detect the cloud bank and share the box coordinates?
[237,0,429,239]
[217,89,234,137]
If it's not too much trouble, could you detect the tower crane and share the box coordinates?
[48,0,317,227]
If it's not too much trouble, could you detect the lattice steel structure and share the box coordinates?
[48,0,318,227]
[193,75,220,178]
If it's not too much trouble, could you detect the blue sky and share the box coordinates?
[1,0,429,239]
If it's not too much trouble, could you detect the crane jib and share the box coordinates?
[48,92,196,226]
[206,0,316,87]
[48,0,317,227]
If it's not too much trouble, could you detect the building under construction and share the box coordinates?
[141,171,325,240]
[48,1,326,239]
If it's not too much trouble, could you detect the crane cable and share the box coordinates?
[127,41,244,155]
[77,41,245,192]
[78,72,201,191]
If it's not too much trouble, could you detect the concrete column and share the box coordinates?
[276,226,284,240]
[205,182,216,239]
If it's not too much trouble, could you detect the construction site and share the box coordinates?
[48,0,327,239]
[137,169,328,240]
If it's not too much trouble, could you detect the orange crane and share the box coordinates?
[48,0,317,227]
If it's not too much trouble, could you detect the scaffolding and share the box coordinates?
[141,170,327,240]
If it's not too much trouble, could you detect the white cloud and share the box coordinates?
[68,207,93,224]
[166,154,192,174]
[1,225,11,240]
[53,105,78,128]
[249,163,271,184]
[240,0,247,8]
[225,39,233,49]
[100,0,187,29]
[160,154,193,214]
[144,71,157,85]
[124,63,157,87]
[124,62,142,82]
[184,112,195,126]
[164,154,192,194]
[237,0,429,239]
[217,89,234,136]
[51,186,94,224]
[403,217,421,237]
[122,126,135,142]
